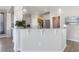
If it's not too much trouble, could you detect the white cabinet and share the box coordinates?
[13,29,21,51]
[20,29,29,51]
[20,29,42,51]
[13,29,66,52]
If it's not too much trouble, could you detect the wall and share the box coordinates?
[42,13,50,20]
[6,13,11,37]
[0,10,12,37]
[23,14,31,25]
[4,12,7,34]
[0,10,7,35]
[11,13,14,27]
[67,24,79,42]
[60,7,79,42]
[48,7,79,42]
[31,13,38,28]
[50,8,65,29]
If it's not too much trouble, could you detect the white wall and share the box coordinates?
[23,14,31,25]
[50,8,65,29]
[6,13,11,37]
[48,7,79,42]
[0,10,7,34]
[42,13,50,20]
[31,13,38,29]
[0,10,12,37]
[67,24,79,42]
[0,10,9,35]
[60,7,79,42]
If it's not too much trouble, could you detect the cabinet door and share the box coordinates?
[20,29,29,51]
[28,29,42,51]
[13,29,21,51]
[40,29,65,51]
[40,29,55,51]
[20,29,42,51]
[60,29,66,51]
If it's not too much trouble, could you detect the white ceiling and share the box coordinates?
[0,6,79,15]
[0,6,12,12]
[0,6,11,10]
[23,6,53,15]
[23,6,79,15]
[1,6,79,13]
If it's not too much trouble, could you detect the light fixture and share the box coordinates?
[23,9,27,12]
[58,8,62,12]
[58,8,64,15]
[22,9,27,14]
[43,9,48,12]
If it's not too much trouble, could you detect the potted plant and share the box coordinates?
[38,16,43,28]
[15,20,26,28]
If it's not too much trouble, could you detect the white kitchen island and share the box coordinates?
[13,29,66,52]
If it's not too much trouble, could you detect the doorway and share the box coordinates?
[0,12,5,34]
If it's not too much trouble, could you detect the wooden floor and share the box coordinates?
[0,37,14,52]
[64,40,79,52]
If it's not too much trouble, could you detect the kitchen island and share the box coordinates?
[13,29,66,52]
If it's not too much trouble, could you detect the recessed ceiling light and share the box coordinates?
[58,8,64,14]
[43,9,48,12]
[23,9,27,13]
[58,8,62,12]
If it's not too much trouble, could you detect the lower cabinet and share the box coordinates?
[13,29,66,52]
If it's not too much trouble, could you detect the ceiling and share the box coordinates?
[23,6,79,15]
[0,6,12,12]
[0,6,11,10]
[0,6,79,15]
[23,6,54,15]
